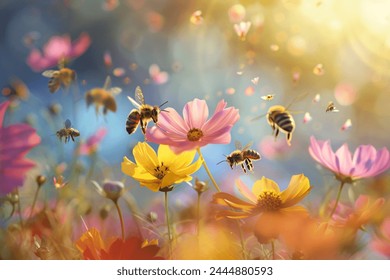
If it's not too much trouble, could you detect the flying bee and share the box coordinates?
[261,94,275,101]
[85,76,121,116]
[217,141,261,173]
[42,63,76,93]
[126,86,168,135]
[56,119,80,143]
[252,94,306,146]
[325,101,339,113]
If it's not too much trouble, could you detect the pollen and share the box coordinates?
[257,191,282,211]
[187,128,204,141]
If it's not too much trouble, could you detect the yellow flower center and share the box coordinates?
[154,162,169,180]
[187,128,203,141]
[257,191,282,211]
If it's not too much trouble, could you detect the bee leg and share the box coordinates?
[245,159,253,172]
[274,128,280,141]
[140,119,146,134]
[286,133,292,146]
[241,163,247,173]
[71,134,75,142]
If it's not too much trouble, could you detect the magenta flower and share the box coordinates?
[309,136,390,183]
[0,101,41,195]
[26,33,91,72]
[146,98,240,154]
[79,127,107,155]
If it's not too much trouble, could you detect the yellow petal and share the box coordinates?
[157,145,176,167]
[133,142,159,174]
[171,149,198,170]
[213,192,255,211]
[122,157,154,179]
[139,181,161,192]
[252,177,280,197]
[215,210,252,220]
[280,174,311,208]
[171,156,202,177]
[160,172,185,188]
[279,205,310,216]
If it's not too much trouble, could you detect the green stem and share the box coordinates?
[114,200,125,240]
[196,147,221,192]
[329,181,345,219]
[29,185,41,219]
[164,191,172,258]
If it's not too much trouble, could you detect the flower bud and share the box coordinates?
[193,178,208,194]
[102,181,125,201]
[36,175,47,187]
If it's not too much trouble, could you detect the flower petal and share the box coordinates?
[202,105,239,136]
[252,177,280,197]
[215,210,252,220]
[0,101,11,127]
[335,144,353,175]
[157,108,189,135]
[212,192,255,211]
[183,99,209,129]
[69,32,91,58]
[280,174,311,208]
[133,142,159,174]
[235,178,257,203]
[171,156,202,177]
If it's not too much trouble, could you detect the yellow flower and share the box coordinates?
[213,174,311,219]
[121,142,202,192]
[213,174,312,243]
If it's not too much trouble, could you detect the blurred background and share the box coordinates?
[1,0,390,215]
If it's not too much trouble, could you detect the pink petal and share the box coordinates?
[0,101,11,127]
[169,142,200,154]
[43,35,72,60]
[0,125,41,157]
[0,158,36,195]
[335,143,353,175]
[202,106,239,135]
[183,99,209,129]
[157,108,189,135]
[320,140,338,173]
[69,33,91,58]
[308,136,337,172]
[201,125,232,144]
[365,147,390,177]
[152,72,169,85]
[26,49,52,72]
[146,126,186,146]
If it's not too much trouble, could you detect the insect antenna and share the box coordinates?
[216,160,227,165]
[159,100,168,108]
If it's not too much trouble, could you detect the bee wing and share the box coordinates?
[42,70,57,78]
[109,87,122,96]
[135,86,145,105]
[250,112,268,122]
[127,96,141,109]
[235,140,242,150]
[285,92,309,111]
[103,76,112,89]
[242,141,253,151]
[65,119,71,128]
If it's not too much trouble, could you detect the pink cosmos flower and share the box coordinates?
[0,101,41,195]
[309,136,390,183]
[146,99,240,154]
[370,218,390,258]
[26,33,91,72]
[79,127,107,155]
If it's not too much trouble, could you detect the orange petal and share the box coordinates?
[236,178,257,203]
[75,228,105,260]
[280,174,311,208]
[215,210,252,220]
[213,192,255,211]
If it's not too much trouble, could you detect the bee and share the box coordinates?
[85,76,121,116]
[42,64,76,93]
[217,141,261,173]
[325,101,339,113]
[56,119,80,143]
[252,94,306,146]
[261,94,275,101]
[126,86,168,135]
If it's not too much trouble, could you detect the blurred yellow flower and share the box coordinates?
[121,142,202,192]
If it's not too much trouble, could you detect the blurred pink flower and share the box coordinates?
[309,136,390,183]
[0,101,41,195]
[371,218,390,258]
[79,128,107,155]
[331,195,384,228]
[146,99,240,154]
[26,33,91,72]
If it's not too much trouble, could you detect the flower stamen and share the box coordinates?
[187,128,203,141]
[257,191,282,211]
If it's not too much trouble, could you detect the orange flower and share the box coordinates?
[213,174,311,243]
[76,228,163,260]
